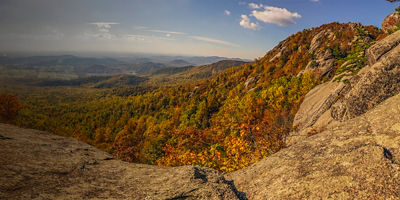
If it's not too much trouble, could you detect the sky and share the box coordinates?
[0,0,397,59]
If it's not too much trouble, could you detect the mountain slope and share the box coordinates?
[37,74,148,88]
[148,60,248,83]
[13,22,385,172]
[2,91,400,199]
[228,18,400,199]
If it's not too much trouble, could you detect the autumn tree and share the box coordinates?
[0,94,23,123]
[13,22,383,172]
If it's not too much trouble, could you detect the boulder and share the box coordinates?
[366,30,400,66]
[309,30,330,53]
[295,27,400,125]
[244,77,256,88]
[314,49,335,76]
[229,93,400,199]
[331,33,400,121]
[0,124,242,200]
[290,25,400,144]
[301,36,336,76]
[269,46,287,62]
[382,12,400,33]
[288,81,346,144]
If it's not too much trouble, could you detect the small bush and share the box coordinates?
[0,94,23,123]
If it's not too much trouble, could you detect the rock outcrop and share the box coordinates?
[366,29,400,66]
[300,23,374,78]
[331,30,400,121]
[292,27,400,136]
[382,12,400,33]
[229,92,400,199]
[302,29,337,77]
[0,124,243,200]
[234,21,400,199]
[289,81,347,143]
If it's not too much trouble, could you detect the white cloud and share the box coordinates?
[124,27,185,41]
[249,3,262,9]
[251,6,301,26]
[90,22,119,33]
[146,29,186,35]
[1,30,64,41]
[125,34,146,41]
[88,22,119,40]
[133,26,148,30]
[125,34,175,42]
[190,36,239,47]
[224,10,231,16]
[310,0,319,2]
[239,14,260,30]
[84,32,115,40]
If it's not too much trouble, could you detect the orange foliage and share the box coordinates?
[15,22,384,172]
[0,94,23,123]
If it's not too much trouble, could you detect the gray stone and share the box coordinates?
[229,93,400,199]
[293,81,344,130]
[309,30,329,53]
[331,38,400,121]
[382,12,400,33]
[366,29,400,66]
[0,124,242,200]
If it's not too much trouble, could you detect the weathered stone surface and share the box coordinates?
[300,31,337,77]
[244,77,256,88]
[309,30,330,53]
[366,29,400,66]
[238,21,400,198]
[331,39,400,121]
[302,49,336,77]
[269,46,287,62]
[0,124,242,200]
[288,80,347,144]
[382,12,400,33]
[229,93,400,199]
[294,26,400,136]
[293,81,343,130]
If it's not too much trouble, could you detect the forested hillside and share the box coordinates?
[3,22,385,172]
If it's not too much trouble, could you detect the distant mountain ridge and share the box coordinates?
[0,54,250,82]
[150,60,248,76]
[37,74,148,88]
[0,55,120,66]
[0,54,249,67]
